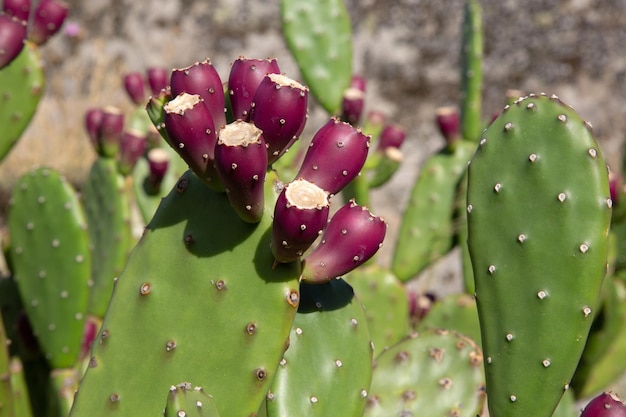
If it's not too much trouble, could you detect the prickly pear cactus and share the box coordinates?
[467,94,611,417]
[280,0,352,115]
[345,265,410,355]
[69,170,301,417]
[265,279,372,417]
[364,329,486,417]
[416,293,481,345]
[8,167,91,370]
[0,42,44,160]
[392,140,475,282]
[459,0,483,142]
[82,158,134,318]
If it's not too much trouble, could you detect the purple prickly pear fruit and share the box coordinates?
[123,72,147,105]
[435,106,461,146]
[118,130,147,176]
[28,0,68,45]
[2,0,30,21]
[250,73,308,164]
[0,14,26,69]
[301,199,386,283]
[581,392,626,417]
[163,92,221,188]
[146,147,170,191]
[228,56,280,121]
[350,75,367,92]
[97,106,124,158]
[170,59,226,129]
[341,87,365,126]
[271,178,330,263]
[146,66,169,95]
[214,120,268,223]
[85,107,104,149]
[378,123,406,150]
[296,117,370,195]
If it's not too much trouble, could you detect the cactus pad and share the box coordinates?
[467,94,611,417]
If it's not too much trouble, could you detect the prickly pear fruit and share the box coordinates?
[171,60,226,130]
[250,73,308,165]
[123,72,147,106]
[164,383,220,417]
[581,392,626,417]
[94,106,124,158]
[364,329,486,417]
[28,0,68,46]
[228,57,280,121]
[341,87,365,126]
[0,14,26,69]
[301,200,386,283]
[467,94,611,417]
[8,167,91,369]
[147,66,168,95]
[392,140,475,282]
[296,118,370,195]
[162,92,222,189]
[214,121,268,223]
[2,0,30,21]
[265,279,372,417]
[271,179,330,263]
[280,0,352,115]
[69,170,301,417]
[345,265,409,355]
[0,41,44,160]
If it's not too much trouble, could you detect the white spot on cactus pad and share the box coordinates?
[310,396,318,404]
[583,306,592,317]
[37,196,45,204]
[494,183,502,193]
[537,291,547,299]
[467,204,473,213]
[579,244,589,253]
[52,239,60,248]
[557,193,567,202]
[335,360,343,368]
[479,138,487,147]
[528,153,538,163]
[510,395,517,402]
[542,359,551,367]
[588,148,597,158]
[295,327,303,335]
[60,290,68,299]
[517,234,527,243]
[360,389,368,398]
[504,122,513,132]
[557,114,567,123]
[506,333,514,342]
[488,265,496,274]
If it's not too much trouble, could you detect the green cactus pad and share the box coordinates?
[69,170,301,417]
[364,329,486,417]
[459,0,483,142]
[265,279,372,417]
[9,358,33,417]
[467,94,611,417]
[164,383,220,417]
[416,293,481,345]
[8,167,91,370]
[392,140,476,282]
[0,42,45,161]
[346,265,410,355]
[83,158,134,318]
[0,314,12,417]
[281,0,352,115]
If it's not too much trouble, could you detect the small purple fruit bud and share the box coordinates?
[123,72,147,105]
[350,75,367,93]
[301,200,386,283]
[163,92,221,188]
[296,118,370,195]
[0,14,26,69]
[2,0,30,21]
[85,107,104,150]
[340,87,365,126]
[377,123,406,151]
[146,148,169,193]
[228,57,280,121]
[170,59,226,129]
[98,106,124,158]
[146,67,169,95]
[28,0,68,45]
[435,106,461,146]
[271,179,330,263]
[214,121,268,223]
[118,130,147,176]
[250,73,308,165]
[581,392,626,417]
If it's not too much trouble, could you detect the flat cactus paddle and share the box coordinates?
[69,170,301,417]
[364,329,486,417]
[280,0,352,115]
[265,278,372,417]
[467,94,611,417]
[0,41,44,161]
[8,167,91,370]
